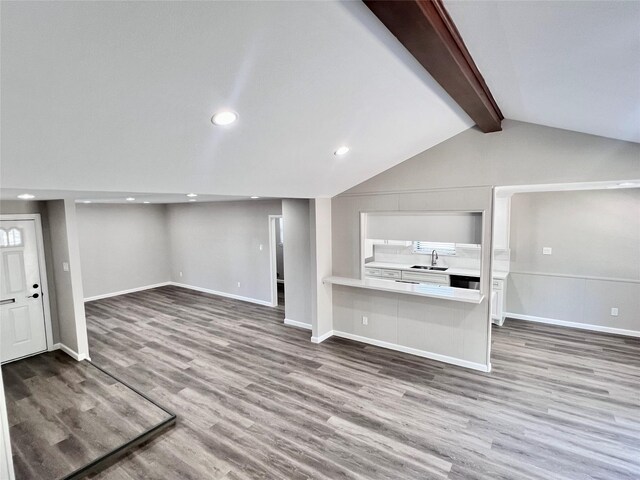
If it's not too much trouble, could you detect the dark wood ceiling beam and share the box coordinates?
[364,0,503,133]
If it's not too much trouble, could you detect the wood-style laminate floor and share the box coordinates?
[2,350,171,480]
[76,285,640,479]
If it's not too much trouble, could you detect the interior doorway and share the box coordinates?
[0,216,53,363]
[269,215,285,309]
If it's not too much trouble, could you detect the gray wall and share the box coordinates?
[346,120,639,194]
[46,200,88,357]
[76,204,171,299]
[167,200,282,305]
[331,119,640,367]
[282,199,311,325]
[332,187,493,369]
[507,189,640,332]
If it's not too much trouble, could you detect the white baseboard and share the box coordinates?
[84,282,171,302]
[505,312,640,338]
[330,331,491,372]
[311,330,334,344]
[170,282,273,307]
[51,343,89,361]
[284,318,312,330]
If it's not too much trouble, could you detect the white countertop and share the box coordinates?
[364,262,509,280]
[324,276,485,304]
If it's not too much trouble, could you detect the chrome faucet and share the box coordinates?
[431,249,438,266]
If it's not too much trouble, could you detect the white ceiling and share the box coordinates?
[0,1,473,200]
[445,0,640,143]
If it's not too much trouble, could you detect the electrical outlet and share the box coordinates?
[542,247,552,255]
[62,262,70,272]
[611,307,619,316]
[179,271,183,278]
[362,316,368,326]
[237,282,241,288]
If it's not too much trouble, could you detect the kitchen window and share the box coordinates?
[413,241,456,256]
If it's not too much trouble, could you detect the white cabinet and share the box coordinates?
[491,278,505,325]
[365,268,401,280]
[401,270,450,286]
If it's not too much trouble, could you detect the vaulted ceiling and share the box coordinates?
[444,0,640,143]
[0,1,472,199]
[1,1,637,203]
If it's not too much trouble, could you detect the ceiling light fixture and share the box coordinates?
[17,193,35,200]
[83,200,92,204]
[250,196,260,199]
[189,199,197,202]
[143,201,151,204]
[186,193,198,198]
[211,110,238,126]
[334,146,349,156]
[617,182,637,187]
[126,197,135,201]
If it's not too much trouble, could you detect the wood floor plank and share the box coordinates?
[80,285,640,480]
[8,283,639,479]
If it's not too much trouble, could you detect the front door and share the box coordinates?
[0,219,47,363]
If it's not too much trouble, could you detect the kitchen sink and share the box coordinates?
[410,265,448,271]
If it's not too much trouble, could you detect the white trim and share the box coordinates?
[51,342,90,361]
[505,312,640,338]
[284,318,312,330]
[327,330,491,372]
[268,215,282,308]
[170,282,273,307]
[509,270,640,284]
[84,282,171,302]
[311,330,334,344]
[0,214,55,357]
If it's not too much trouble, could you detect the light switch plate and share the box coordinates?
[542,247,552,255]
[62,262,70,272]
[611,307,619,316]
[362,316,368,326]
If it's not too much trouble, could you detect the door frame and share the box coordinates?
[268,215,283,308]
[0,214,55,356]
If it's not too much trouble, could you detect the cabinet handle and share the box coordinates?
[0,298,16,305]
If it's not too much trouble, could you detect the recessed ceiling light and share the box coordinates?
[143,201,150,204]
[17,193,35,200]
[186,193,198,198]
[334,146,349,156]
[250,196,260,199]
[211,111,238,126]
[83,200,92,204]
[189,199,197,202]
[126,197,135,201]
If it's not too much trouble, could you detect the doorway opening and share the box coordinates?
[269,215,285,311]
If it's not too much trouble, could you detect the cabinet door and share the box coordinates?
[496,287,504,320]
[401,271,449,285]
[378,269,402,279]
[491,290,499,319]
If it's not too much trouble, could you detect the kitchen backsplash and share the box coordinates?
[370,243,511,272]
